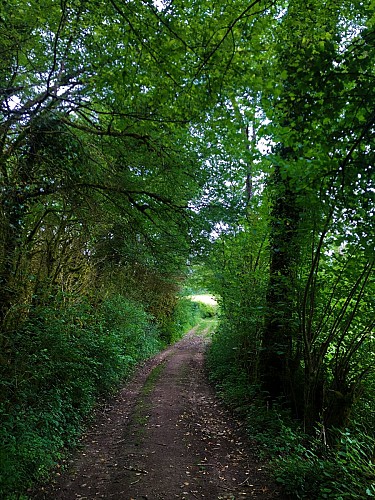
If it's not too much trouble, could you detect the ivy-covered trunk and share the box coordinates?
[261,158,301,411]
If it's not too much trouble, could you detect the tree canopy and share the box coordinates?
[1,0,374,497]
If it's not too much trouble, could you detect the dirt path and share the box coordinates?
[34,329,284,499]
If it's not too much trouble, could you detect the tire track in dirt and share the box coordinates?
[33,329,284,499]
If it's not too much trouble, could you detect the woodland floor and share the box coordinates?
[32,328,286,500]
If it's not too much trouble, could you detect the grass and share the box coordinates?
[194,317,219,337]
[130,360,167,444]
[141,361,167,396]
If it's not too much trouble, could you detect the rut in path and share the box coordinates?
[35,330,283,499]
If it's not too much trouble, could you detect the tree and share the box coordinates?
[204,0,374,435]
[257,0,375,430]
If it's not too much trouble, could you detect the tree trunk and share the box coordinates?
[0,195,22,329]
[261,155,301,409]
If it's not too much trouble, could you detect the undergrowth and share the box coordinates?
[0,293,163,498]
[207,322,375,499]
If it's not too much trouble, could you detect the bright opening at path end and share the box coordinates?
[190,294,218,306]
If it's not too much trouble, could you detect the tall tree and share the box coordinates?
[259,0,375,429]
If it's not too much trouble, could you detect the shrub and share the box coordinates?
[207,318,375,499]
[160,296,218,343]
[207,320,258,413]
[273,427,375,499]
[196,301,217,318]
[0,293,164,498]
[170,297,201,341]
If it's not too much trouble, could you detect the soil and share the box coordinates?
[33,328,285,500]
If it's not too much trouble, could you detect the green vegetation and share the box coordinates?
[0,294,212,497]
[0,294,164,496]
[130,361,167,445]
[1,0,374,497]
[142,362,168,397]
[194,318,219,337]
[204,0,375,496]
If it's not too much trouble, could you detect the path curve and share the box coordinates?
[34,329,284,499]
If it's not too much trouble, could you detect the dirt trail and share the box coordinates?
[34,329,284,499]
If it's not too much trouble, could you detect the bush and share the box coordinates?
[273,427,375,499]
[207,320,258,413]
[160,296,218,343]
[207,318,375,499]
[170,297,201,340]
[196,301,217,318]
[0,293,164,498]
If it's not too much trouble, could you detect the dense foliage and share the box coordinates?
[0,0,374,497]
[205,0,375,497]
[0,295,161,496]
